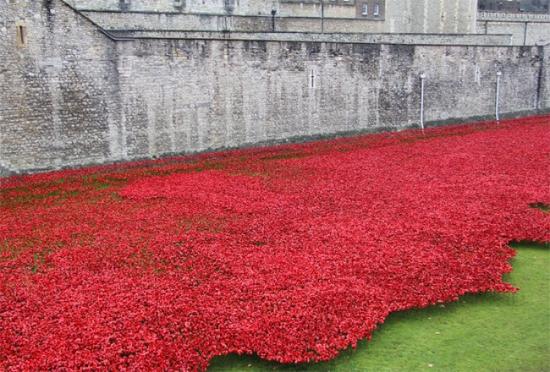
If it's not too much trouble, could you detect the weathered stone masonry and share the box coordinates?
[478,11,550,45]
[0,0,548,175]
[0,0,122,174]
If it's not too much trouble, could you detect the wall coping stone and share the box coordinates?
[107,30,514,46]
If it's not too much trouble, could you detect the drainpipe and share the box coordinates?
[271,9,277,32]
[321,0,324,33]
[496,71,502,122]
[420,73,426,133]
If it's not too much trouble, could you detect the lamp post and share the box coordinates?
[420,73,426,133]
[496,70,502,122]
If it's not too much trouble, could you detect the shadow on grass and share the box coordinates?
[208,243,549,371]
[510,241,549,249]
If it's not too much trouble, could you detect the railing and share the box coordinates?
[478,11,550,22]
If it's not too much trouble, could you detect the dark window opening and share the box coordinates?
[16,24,26,47]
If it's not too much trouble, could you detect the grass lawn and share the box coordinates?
[209,243,550,371]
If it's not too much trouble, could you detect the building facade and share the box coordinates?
[66,0,479,34]
[479,0,550,13]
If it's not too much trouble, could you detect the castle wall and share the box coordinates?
[82,11,387,33]
[0,0,123,174]
[385,0,477,34]
[78,7,511,46]
[543,45,550,110]
[0,0,548,175]
[107,30,512,46]
[477,12,550,45]
[112,40,544,162]
[65,2,550,44]
[68,0,478,34]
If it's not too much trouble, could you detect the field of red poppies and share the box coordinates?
[1,116,549,370]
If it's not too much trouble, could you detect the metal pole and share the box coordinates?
[321,0,324,33]
[420,73,426,133]
[271,9,277,32]
[496,71,502,122]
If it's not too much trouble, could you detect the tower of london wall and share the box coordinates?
[0,0,548,175]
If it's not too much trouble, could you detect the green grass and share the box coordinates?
[209,243,550,372]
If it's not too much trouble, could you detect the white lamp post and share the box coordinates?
[496,70,502,122]
[420,73,426,133]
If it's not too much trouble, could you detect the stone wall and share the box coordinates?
[0,0,548,174]
[65,0,274,14]
[385,0,477,34]
[81,11,389,33]
[68,0,478,34]
[82,11,508,42]
[0,0,123,174]
[542,45,550,110]
[112,39,545,161]
[477,11,550,45]
[108,30,513,46]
